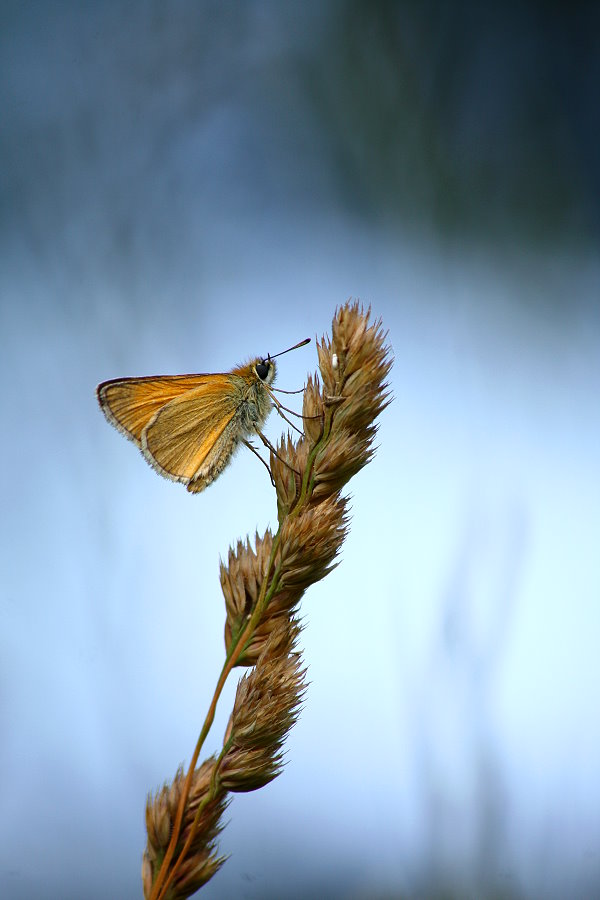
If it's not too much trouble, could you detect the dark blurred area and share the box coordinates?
[306,1,600,242]
[2,1,599,284]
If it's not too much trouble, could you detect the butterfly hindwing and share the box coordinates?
[141,380,240,485]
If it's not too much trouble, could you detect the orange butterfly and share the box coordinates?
[97,339,310,493]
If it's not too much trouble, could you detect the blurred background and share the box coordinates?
[1,2,599,897]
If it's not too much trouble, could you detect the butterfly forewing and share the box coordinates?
[97,375,222,445]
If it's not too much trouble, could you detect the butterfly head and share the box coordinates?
[253,356,277,385]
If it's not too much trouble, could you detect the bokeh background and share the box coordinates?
[2,2,599,897]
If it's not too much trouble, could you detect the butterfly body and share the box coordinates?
[97,358,276,493]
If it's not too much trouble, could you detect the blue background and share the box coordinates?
[1,3,599,897]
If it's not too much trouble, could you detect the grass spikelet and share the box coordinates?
[220,620,306,792]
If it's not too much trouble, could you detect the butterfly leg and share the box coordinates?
[242,439,276,486]
[255,430,301,478]
[266,392,305,437]
[267,387,322,434]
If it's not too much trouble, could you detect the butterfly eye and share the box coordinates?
[255,360,270,381]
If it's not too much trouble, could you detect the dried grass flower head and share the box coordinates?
[143,760,228,899]
[221,302,392,666]
[144,302,392,900]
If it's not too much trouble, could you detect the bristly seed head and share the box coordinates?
[150,302,392,897]
[143,759,229,899]
[219,620,306,793]
[220,302,391,656]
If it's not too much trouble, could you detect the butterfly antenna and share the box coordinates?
[268,337,310,361]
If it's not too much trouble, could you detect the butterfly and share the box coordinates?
[97,339,309,492]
